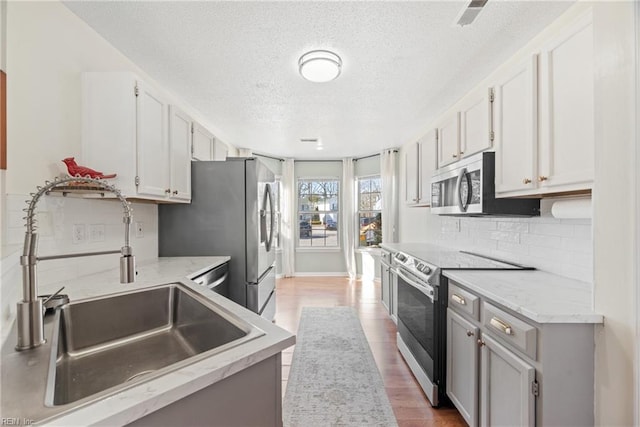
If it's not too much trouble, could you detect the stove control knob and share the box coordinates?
[395,253,407,262]
[418,264,432,275]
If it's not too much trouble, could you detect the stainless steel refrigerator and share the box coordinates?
[158,158,277,320]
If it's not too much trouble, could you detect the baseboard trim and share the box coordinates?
[293,272,349,277]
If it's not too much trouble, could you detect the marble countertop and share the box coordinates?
[381,242,602,324]
[444,269,602,324]
[2,257,295,426]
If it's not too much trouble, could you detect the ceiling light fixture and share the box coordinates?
[298,50,342,83]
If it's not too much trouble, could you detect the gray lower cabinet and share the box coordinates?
[380,249,397,324]
[480,334,535,427]
[446,280,595,426]
[381,261,391,312]
[446,309,479,426]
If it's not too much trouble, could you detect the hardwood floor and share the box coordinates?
[274,276,466,427]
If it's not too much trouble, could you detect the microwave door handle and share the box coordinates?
[455,168,467,212]
[462,172,472,211]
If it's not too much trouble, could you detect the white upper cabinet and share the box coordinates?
[538,9,594,191]
[192,122,214,161]
[136,81,170,198]
[404,130,437,206]
[494,55,538,196]
[418,129,437,204]
[404,142,419,205]
[213,140,229,161]
[460,88,493,159]
[81,72,190,203]
[437,112,461,168]
[168,106,192,201]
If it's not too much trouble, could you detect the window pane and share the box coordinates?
[297,178,340,248]
[358,213,382,247]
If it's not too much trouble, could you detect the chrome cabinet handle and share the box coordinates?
[451,293,466,305]
[466,330,474,337]
[172,190,178,195]
[538,176,548,182]
[523,178,532,184]
[165,188,171,194]
[452,153,458,158]
[490,317,513,336]
[477,339,485,347]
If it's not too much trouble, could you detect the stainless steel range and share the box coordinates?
[393,248,532,407]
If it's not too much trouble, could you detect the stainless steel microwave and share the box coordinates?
[430,152,540,217]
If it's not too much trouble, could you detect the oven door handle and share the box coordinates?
[396,268,435,302]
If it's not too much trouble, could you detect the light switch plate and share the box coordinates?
[89,224,105,242]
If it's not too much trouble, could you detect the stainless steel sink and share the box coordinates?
[45,283,264,406]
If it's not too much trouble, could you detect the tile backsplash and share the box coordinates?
[426,200,592,283]
[1,194,158,343]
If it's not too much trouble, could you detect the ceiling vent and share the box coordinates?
[300,138,320,144]
[455,0,488,27]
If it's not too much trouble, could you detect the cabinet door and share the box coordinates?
[480,335,535,427]
[418,130,437,205]
[539,9,594,190]
[168,106,192,201]
[494,55,538,196]
[213,140,228,161]
[390,269,397,324]
[447,309,479,427]
[136,80,169,198]
[404,142,419,205]
[437,112,460,167]
[192,122,214,161]
[460,88,492,159]
[380,263,390,312]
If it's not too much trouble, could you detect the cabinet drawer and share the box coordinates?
[482,302,537,360]
[448,282,480,320]
[381,250,392,264]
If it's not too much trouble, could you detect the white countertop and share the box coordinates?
[381,242,602,324]
[2,257,295,426]
[443,269,602,324]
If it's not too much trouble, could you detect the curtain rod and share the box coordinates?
[353,149,398,161]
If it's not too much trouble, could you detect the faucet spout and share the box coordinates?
[16,176,135,351]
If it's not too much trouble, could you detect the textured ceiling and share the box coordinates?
[63,1,574,159]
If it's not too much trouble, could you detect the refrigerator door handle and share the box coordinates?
[259,208,267,244]
[265,183,275,252]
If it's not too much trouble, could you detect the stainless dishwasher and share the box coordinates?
[191,262,229,297]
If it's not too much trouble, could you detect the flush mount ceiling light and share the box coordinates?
[298,50,342,83]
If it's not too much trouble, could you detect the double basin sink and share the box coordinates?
[3,282,264,420]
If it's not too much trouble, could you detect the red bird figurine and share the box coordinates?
[62,157,117,179]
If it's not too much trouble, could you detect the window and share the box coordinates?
[358,176,382,247]
[297,178,339,248]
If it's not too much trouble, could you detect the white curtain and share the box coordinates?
[237,148,253,157]
[342,158,357,279]
[381,150,399,243]
[281,159,296,277]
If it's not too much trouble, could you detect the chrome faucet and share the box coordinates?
[16,176,136,351]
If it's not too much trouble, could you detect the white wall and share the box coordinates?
[592,2,637,425]
[0,2,234,343]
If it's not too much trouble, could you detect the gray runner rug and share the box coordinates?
[283,307,398,427]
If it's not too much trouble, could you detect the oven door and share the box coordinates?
[396,267,436,380]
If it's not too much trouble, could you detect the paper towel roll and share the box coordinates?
[551,198,592,219]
